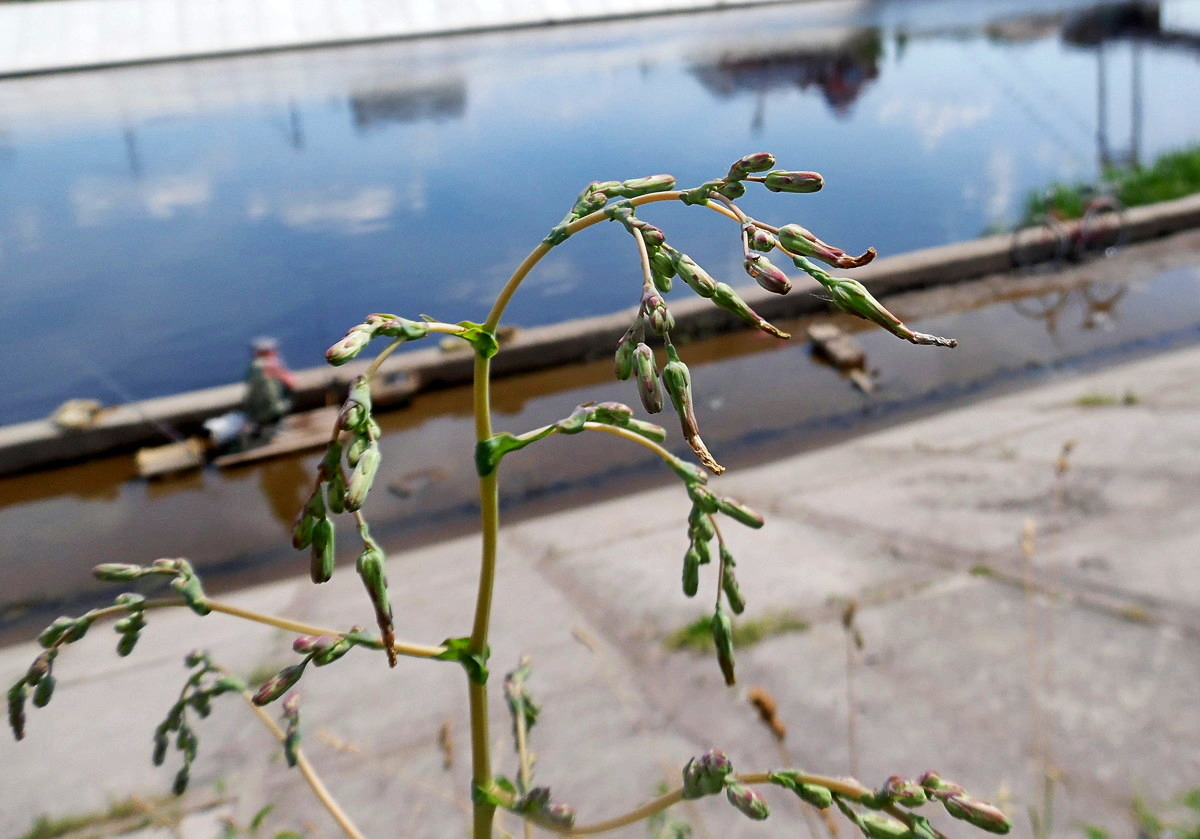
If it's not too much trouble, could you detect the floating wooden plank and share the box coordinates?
[136,438,207,478]
[213,406,341,469]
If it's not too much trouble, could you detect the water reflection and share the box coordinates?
[1010,281,1130,338]
[349,80,466,131]
[690,28,884,119]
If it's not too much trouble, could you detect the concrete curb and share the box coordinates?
[3,191,1199,477]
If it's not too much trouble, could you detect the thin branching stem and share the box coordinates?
[243,695,365,839]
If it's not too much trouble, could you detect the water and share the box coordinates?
[1,0,1199,425]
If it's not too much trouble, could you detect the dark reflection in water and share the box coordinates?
[691,28,884,118]
[0,0,1198,430]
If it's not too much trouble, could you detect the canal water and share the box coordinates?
[2,0,1200,424]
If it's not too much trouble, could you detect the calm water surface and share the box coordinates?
[2,0,1200,424]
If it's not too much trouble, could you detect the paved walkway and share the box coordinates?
[3,336,1199,838]
[0,0,821,77]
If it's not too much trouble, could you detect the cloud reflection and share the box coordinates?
[70,174,212,227]
[245,186,400,235]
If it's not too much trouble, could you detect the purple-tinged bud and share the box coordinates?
[746,227,777,252]
[858,812,913,839]
[918,772,965,796]
[711,282,789,340]
[725,780,770,821]
[727,152,777,180]
[779,224,876,269]
[325,327,372,366]
[717,180,747,199]
[637,223,667,247]
[673,251,717,298]
[356,544,395,665]
[292,489,324,550]
[633,343,663,414]
[292,635,326,654]
[712,604,736,685]
[92,563,145,582]
[763,170,823,193]
[682,750,733,799]
[621,174,676,197]
[373,316,429,341]
[942,795,1012,834]
[643,290,673,336]
[541,803,576,829]
[310,519,335,584]
[590,401,633,425]
[744,254,792,295]
[881,776,927,807]
[344,442,381,511]
[663,346,724,474]
[252,663,307,706]
[716,496,764,529]
[337,376,372,432]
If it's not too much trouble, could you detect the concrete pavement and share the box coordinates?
[3,338,1200,837]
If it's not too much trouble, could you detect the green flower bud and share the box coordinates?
[942,795,1012,834]
[625,419,668,442]
[763,170,823,193]
[325,326,372,366]
[716,496,764,529]
[92,563,145,582]
[170,569,211,616]
[710,282,789,339]
[725,780,770,821]
[252,663,307,706]
[152,728,169,765]
[346,435,369,468]
[682,750,733,799]
[673,252,717,298]
[373,316,429,341]
[746,227,777,252]
[650,246,677,279]
[356,544,393,651]
[37,616,86,649]
[541,803,576,829]
[679,179,722,205]
[633,343,663,414]
[8,682,28,740]
[590,401,633,425]
[881,776,927,807]
[768,771,834,809]
[744,254,792,295]
[638,223,667,247]
[310,518,335,584]
[717,180,747,199]
[620,174,676,196]
[727,152,777,180]
[643,290,673,336]
[291,489,324,550]
[172,765,190,796]
[858,812,912,839]
[614,325,638,381]
[114,592,146,609]
[344,442,381,511]
[326,468,347,515]
[682,547,701,597]
[116,632,140,657]
[337,376,373,432]
[720,549,745,615]
[711,604,736,685]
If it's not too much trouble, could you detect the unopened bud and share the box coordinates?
[621,174,676,196]
[8,682,27,740]
[725,781,770,821]
[720,549,745,614]
[942,795,1012,834]
[858,812,912,839]
[614,325,638,381]
[881,776,927,807]
[633,343,663,414]
[344,443,381,512]
[541,803,576,829]
[638,223,667,247]
[252,663,307,706]
[715,496,764,529]
[727,152,777,180]
[682,749,733,798]
[649,246,677,280]
[674,252,717,298]
[310,518,335,584]
[325,327,371,366]
[746,226,777,252]
[682,547,701,597]
[763,170,823,193]
[712,282,789,339]
[590,401,633,425]
[92,563,145,582]
[37,616,86,649]
[712,604,736,686]
[744,254,792,294]
[717,180,746,199]
[643,291,673,336]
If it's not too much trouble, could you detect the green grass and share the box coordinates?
[665,611,810,652]
[1073,391,1139,407]
[1020,145,1200,226]
[19,798,150,839]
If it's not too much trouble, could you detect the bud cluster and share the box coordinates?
[503,657,540,746]
[281,693,302,768]
[546,173,677,245]
[324,312,429,366]
[154,650,247,796]
[515,786,577,830]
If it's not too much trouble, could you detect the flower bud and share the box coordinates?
[541,803,576,829]
[716,496,764,529]
[633,343,663,414]
[252,663,307,706]
[673,252,717,298]
[858,812,912,839]
[374,316,429,341]
[746,226,777,252]
[620,174,676,196]
[881,776,927,807]
[727,152,777,180]
[682,547,701,597]
[712,604,736,685]
[717,180,747,199]
[682,749,733,799]
[625,419,667,442]
[744,254,791,294]
[325,326,372,366]
[711,282,789,339]
[356,544,394,647]
[942,795,1012,834]
[763,170,823,193]
[344,442,381,512]
[720,550,745,615]
[326,468,347,515]
[590,401,633,425]
[643,290,673,336]
[725,780,770,821]
[310,518,335,584]
[37,616,86,649]
[337,376,373,432]
[637,223,667,247]
[292,490,324,550]
[8,682,27,740]
[346,435,369,468]
[92,563,145,582]
[614,325,638,381]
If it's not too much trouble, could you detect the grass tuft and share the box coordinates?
[665,611,810,652]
